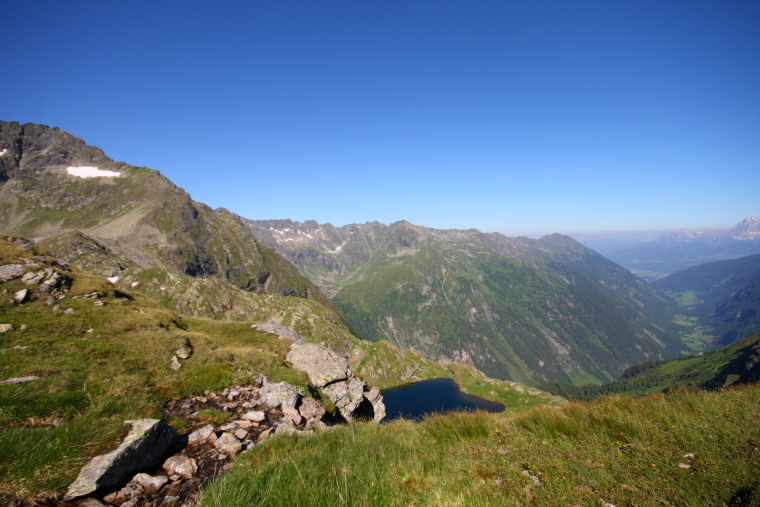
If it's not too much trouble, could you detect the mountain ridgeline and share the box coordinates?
[0,121,334,313]
[244,219,686,386]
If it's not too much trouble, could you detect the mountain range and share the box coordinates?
[244,218,686,385]
[3,120,756,390]
[0,121,334,317]
[600,216,760,281]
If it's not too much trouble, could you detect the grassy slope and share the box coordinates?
[199,384,760,507]
[0,238,316,501]
[540,334,760,401]
[0,236,562,503]
[334,242,673,386]
[652,254,760,349]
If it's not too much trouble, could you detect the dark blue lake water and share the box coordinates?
[381,377,505,421]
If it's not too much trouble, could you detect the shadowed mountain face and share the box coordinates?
[653,254,760,348]
[245,219,686,386]
[0,121,333,310]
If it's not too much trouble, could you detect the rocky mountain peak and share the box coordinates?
[726,216,760,241]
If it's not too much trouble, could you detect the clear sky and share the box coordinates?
[2,1,758,236]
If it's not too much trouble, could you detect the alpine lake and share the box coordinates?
[381,377,505,421]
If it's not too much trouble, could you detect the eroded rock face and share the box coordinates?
[286,342,385,422]
[63,419,178,501]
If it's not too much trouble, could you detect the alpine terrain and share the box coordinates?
[244,219,687,385]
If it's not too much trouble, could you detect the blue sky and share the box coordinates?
[2,1,758,236]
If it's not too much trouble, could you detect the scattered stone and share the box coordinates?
[175,344,193,359]
[241,410,266,422]
[63,419,178,501]
[0,376,40,385]
[13,289,27,303]
[259,381,302,408]
[169,356,182,370]
[214,432,242,455]
[40,272,63,292]
[522,470,541,486]
[187,424,215,444]
[255,322,306,342]
[64,308,74,314]
[282,405,303,426]
[0,323,13,334]
[132,472,169,493]
[298,397,326,421]
[103,488,128,505]
[21,271,44,285]
[0,264,26,282]
[257,428,274,442]
[162,456,197,479]
[678,463,692,469]
[234,428,248,440]
[77,498,110,507]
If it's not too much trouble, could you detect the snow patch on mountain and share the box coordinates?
[67,167,121,179]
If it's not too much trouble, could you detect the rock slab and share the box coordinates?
[63,419,178,501]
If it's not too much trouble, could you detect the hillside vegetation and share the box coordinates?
[653,254,760,348]
[0,121,333,311]
[0,236,560,504]
[199,384,760,506]
[542,333,760,401]
[247,219,686,386]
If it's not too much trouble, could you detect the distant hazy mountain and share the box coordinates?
[652,254,760,348]
[0,121,333,311]
[602,217,760,281]
[244,218,685,386]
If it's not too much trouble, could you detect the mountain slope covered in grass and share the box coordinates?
[653,254,760,348]
[541,333,760,401]
[199,384,760,507]
[0,121,333,312]
[0,236,559,504]
[246,219,686,386]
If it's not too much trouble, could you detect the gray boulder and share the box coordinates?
[259,381,302,408]
[256,322,306,343]
[0,264,26,282]
[286,342,349,388]
[298,397,326,421]
[63,419,178,501]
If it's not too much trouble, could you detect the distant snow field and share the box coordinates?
[66,166,121,178]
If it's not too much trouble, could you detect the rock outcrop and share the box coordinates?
[64,419,178,501]
[287,342,385,422]
[62,379,334,506]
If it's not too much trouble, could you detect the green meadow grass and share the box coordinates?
[199,385,760,507]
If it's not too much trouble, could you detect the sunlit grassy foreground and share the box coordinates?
[199,385,760,507]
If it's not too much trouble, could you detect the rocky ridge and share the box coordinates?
[62,375,337,507]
